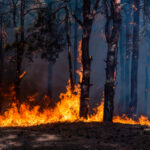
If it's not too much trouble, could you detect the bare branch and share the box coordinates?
[72,13,83,27]
[92,0,101,16]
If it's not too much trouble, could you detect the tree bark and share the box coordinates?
[129,0,140,115]
[48,61,53,98]
[16,0,25,101]
[11,0,19,100]
[65,7,74,92]
[79,0,93,118]
[79,0,101,118]
[103,0,121,122]
[0,16,3,85]
[73,0,78,84]
[0,16,4,113]
[144,52,149,115]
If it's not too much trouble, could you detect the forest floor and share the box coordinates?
[0,122,150,150]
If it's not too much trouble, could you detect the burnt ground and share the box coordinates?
[0,122,150,150]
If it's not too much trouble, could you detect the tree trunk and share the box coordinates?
[65,7,74,92]
[12,1,19,100]
[130,0,140,115]
[73,0,78,84]
[103,0,121,122]
[48,61,53,98]
[0,16,4,113]
[79,0,93,118]
[0,16,3,85]
[144,51,149,115]
[16,0,25,101]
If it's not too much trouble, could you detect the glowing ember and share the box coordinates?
[19,71,26,79]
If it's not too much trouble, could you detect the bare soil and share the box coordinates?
[0,122,150,150]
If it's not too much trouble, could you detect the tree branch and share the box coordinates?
[72,13,83,27]
[92,0,101,16]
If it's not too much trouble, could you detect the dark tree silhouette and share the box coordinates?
[75,0,100,118]
[0,16,4,85]
[13,0,23,101]
[73,0,79,84]
[65,6,74,92]
[104,0,121,122]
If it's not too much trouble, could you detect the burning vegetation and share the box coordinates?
[0,0,149,133]
[0,80,150,127]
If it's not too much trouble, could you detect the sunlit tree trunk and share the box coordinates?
[130,0,140,115]
[104,0,121,122]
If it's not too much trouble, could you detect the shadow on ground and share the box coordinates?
[0,122,150,150]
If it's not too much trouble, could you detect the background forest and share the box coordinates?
[0,0,150,121]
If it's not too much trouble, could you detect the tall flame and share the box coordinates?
[0,40,150,127]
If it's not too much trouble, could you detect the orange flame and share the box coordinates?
[76,40,83,83]
[0,82,150,127]
[0,41,150,127]
[19,71,26,79]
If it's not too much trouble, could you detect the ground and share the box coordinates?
[0,122,150,150]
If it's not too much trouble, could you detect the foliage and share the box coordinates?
[25,4,66,63]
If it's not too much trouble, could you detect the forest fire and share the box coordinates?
[1,0,150,149]
[0,38,150,127]
[0,81,150,127]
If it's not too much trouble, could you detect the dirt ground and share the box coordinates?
[0,122,150,150]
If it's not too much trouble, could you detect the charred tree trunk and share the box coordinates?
[129,0,140,115]
[79,0,93,118]
[79,0,100,118]
[0,16,4,113]
[65,7,74,92]
[47,2,55,99]
[103,0,121,122]
[11,0,19,100]
[48,61,53,98]
[73,0,78,84]
[16,0,25,100]
[0,16,3,85]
